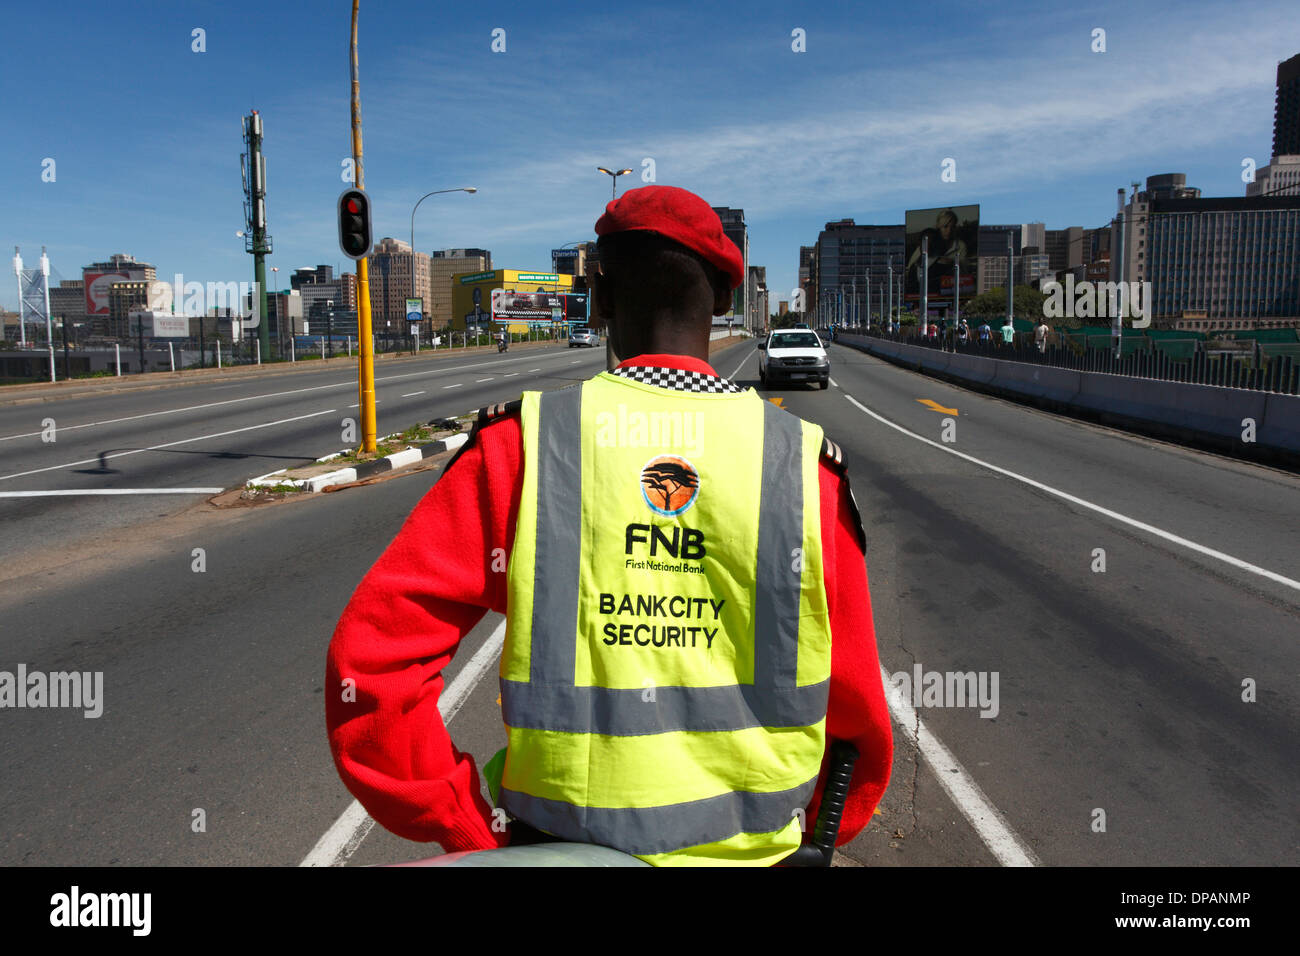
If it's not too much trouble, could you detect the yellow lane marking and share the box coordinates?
[916,398,958,415]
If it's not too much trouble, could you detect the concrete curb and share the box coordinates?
[247,432,468,493]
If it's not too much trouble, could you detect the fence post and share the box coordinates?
[169,341,175,371]
[217,340,222,369]
[115,343,121,376]
[290,336,295,362]
[320,336,325,360]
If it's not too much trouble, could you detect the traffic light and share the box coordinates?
[337,188,373,260]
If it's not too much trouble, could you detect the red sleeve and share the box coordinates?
[803,461,893,846]
[324,416,524,852]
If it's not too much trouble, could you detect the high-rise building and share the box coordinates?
[1246,154,1300,197]
[290,265,334,289]
[1044,227,1084,272]
[712,207,750,329]
[810,219,905,326]
[367,238,432,325]
[82,254,155,334]
[430,249,491,327]
[49,280,86,326]
[1115,178,1300,328]
[1273,52,1300,158]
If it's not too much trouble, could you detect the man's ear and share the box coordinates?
[712,282,733,317]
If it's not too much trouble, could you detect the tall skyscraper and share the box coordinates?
[1273,52,1300,158]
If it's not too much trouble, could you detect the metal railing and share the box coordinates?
[846,328,1300,396]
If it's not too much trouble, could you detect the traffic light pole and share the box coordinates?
[350,0,377,453]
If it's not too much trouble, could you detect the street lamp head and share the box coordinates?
[597,167,614,176]
[617,169,633,177]
[464,187,478,194]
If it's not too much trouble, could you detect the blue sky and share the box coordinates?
[2,0,1296,312]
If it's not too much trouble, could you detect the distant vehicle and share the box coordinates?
[569,328,599,348]
[757,329,830,389]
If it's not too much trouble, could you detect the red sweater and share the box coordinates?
[325,354,893,856]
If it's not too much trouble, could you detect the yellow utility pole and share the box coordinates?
[350,0,377,452]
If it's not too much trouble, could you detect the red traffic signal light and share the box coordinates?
[337,188,373,261]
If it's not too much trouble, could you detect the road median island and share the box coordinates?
[0,338,563,407]
[244,417,471,497]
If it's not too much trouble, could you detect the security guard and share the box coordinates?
[326,185,893,866]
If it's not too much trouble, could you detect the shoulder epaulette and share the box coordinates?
[820,434,866,553]
[821,436,845,469]
[477,399,522,425]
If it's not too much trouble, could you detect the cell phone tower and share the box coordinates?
[241,110,272,359]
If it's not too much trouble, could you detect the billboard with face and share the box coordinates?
[904,205,979,303]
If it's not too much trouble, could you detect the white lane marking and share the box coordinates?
[442,383,463,389]
[726,349,752,381]
[476,378,494,383]
[0,355,559,442]
[0,488,224,497]
[301,618,507,867]
[844,394,1300,594]
[570,360,580,364]
[401,391,425,397]
[881,663,1039,867]
[0,409,337,483]
[829,377,839,388]
[347,404,359,408]
[504,373,519,378]
[528,369,540,373]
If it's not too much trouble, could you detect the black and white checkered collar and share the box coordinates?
[610,364,746,394]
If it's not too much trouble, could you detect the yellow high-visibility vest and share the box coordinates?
[500,371,832,866]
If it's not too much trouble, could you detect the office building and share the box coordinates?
[1273,52,1300,158]
[712,207,750,329]
[82,254,155,334]
[1246,153,1300,197]
[367,238,432,324]
[1116,175,1300,328]
[809,219,905,326]
[430,249,491,327]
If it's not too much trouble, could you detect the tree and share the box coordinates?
[962,285,1051,322]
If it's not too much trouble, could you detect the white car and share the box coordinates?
[758,329,830,389]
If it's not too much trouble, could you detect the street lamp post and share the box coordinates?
[271,266,280,357]
[410,186,476,347]
[597,167,633,201]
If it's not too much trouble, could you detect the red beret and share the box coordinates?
[594,185,745,291]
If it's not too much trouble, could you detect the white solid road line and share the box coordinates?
[0,409,337,483]
[301,618,507,867]
[401,391,425,397]
[881,663,1039,867]
[0,352,569,442]
[0,488,225,497]
[726,350,752,381]
[844,393,1300,594]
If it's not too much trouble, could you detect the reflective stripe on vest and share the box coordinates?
[499,374,831,863]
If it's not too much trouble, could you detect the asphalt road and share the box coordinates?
[0,343,607,568]
[1,338,1295,866]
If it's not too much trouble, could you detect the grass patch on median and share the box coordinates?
[330,416,471,465]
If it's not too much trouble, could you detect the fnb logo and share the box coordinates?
[640,455,699,516]
[625,524,706,560]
